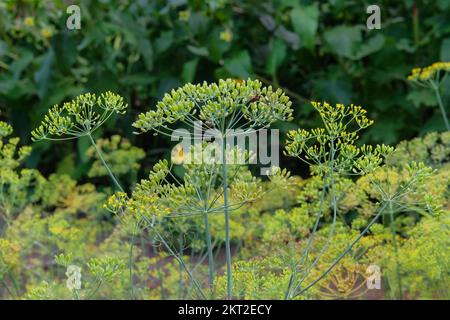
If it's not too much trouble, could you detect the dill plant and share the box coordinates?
[283,101,438,299]
[284,101,388,298]
[31,92,128,192]
[31,81,292,299]
[353,159,441,299]
[2,120,125,299]
[408,62,450,131]
[0,121,37,295]
[105,147,270,299]
[131,78,293,299]
[31,92,144,299]
[0,121,40,226]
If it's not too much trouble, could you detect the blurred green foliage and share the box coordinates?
[1,0,450,177]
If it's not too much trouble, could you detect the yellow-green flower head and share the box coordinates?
[133,78,293,134]
[179,10,190,22]
[41,27,53,38]
[31,92,127,141]
[220,29,233,42]
[104,192,128,212]
[0,121,13,137]
[408,61,450,81]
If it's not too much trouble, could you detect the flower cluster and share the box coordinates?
[87,256,124,283]
[407,61,450,131]
[408,62,450,82]
[86,135,145,178]
[132,79,293,135]
[0,121,42,221]
[0,121,32,170]
[285,101,391,176]
[31,92,127,141]
[387,131,450,168]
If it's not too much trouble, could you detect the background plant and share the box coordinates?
[1,0,449,179]
[1,0,449,301]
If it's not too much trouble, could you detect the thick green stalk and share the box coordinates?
[87,133,124,192]
[178,234,184,299]
[433,86,450,131]
[222,139,232,300]
[285,180,327,299]
[388,201,403,300]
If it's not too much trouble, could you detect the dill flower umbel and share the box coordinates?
[407,62,450,82]
[178,10,190,22]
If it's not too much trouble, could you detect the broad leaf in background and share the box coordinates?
[324,25,362,59]
[290,4,319,50]
[266,38,287,76]
[34,49,55,99]
[224,50,252,79]
[441,38,450,60]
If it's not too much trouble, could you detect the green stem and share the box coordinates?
[178,234,184,299]
[155,229,206,299]
[140,216,206,299]
[433,86,450,131]
[87,133,124,192]
[388,201,403,300]
[222,140,232,300]
[86,279,103,300]
[285,178,327,299]
[290,140,338,297]
[87,133,133,298]
[203,210,215,296]
[1,279,15,298]
[128,222,139,299]
[293,201,389,298]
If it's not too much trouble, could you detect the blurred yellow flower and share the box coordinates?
[220,29,233,42]
[24,17,35,27]
[49,225,65,235]
[40,27,53,38]
[179,10,190,22]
